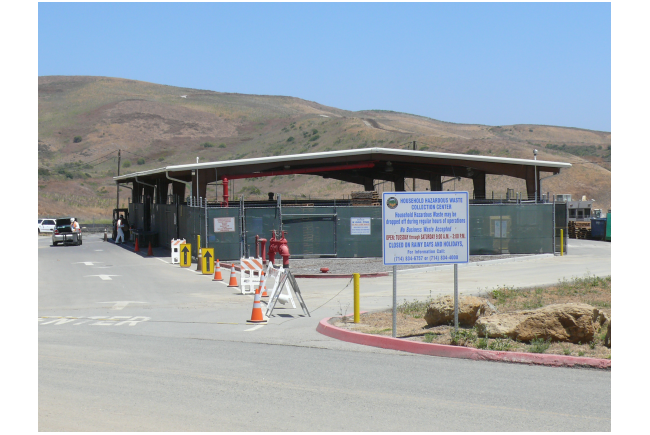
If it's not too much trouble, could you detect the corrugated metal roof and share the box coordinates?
[114,147,571,182]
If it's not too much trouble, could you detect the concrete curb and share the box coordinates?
[316,316,611,370]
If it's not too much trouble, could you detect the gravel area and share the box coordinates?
[286,254,536,275]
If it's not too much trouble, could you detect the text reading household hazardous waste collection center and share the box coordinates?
[382,191,469,265]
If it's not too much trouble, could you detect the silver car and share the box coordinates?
[52,217,83,246]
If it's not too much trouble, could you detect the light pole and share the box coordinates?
[534,149,538,203]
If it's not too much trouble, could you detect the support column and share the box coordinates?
[155,179,167,204]
[132,181,142,203]
[142,185,154,200]
[394,177,405,192]
[472,171,486,199]
[429,174,442,191]
[525,166,539,201]
[171,181,186,202]
[363,178,375,191]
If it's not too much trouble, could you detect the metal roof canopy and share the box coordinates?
[114,147,571,201]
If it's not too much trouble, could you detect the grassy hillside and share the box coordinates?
[38,76,611,220]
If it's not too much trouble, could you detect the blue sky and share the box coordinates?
[38,2,611,132]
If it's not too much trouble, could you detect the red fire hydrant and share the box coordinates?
[268,230,290,268]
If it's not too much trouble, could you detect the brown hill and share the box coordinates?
[38,76,611,220]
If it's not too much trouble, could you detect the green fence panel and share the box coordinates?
[145,201,556,259]
[336,206,383,257]
[207,207,241,260]
[469,204,554,255]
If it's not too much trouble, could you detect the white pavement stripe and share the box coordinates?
[244,325,265,332]
[84,275,119,281]
[156,258,169,264]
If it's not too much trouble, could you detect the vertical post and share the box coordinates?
[353,273,360,323]
[392,265,397,338]
[116,149,121,210]
[561,229,564,256]
[454,264,459,333]
[412,141,416,191]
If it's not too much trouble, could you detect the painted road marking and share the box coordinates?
[244,325,265,332]
[85,275,120,281]
[156,258,169,264]
[39,315,150,326]
[96,301,147,310]
[94,250,103,251]
[74,262,103,266]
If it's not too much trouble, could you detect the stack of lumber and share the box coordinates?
[351,191,380,206]
[568,221,591,239]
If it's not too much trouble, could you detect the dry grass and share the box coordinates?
[334,275,611,360]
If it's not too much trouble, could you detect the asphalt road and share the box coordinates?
[38,235,611,431]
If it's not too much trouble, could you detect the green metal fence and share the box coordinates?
[131,201,557,260]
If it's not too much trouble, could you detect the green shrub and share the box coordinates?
[528,337,551,353]
[309,134,320,142]
[287,137,294,142]
[488,338,514,351]
[218,143,226,148]
[201,142,214,148]
[465,149,480,155]
[137,158,145,165]
[450,328,477,346]
[73,136,82,143]
[122,161,131,168]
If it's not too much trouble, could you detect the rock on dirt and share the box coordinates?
[424,295,496,327]
[475,303,609,343]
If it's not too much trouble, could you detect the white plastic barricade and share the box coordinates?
[239,257,264,294]
[170,239,186,264]
[265,265,296,309]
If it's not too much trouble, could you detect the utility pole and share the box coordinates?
[116,149,121,210]
[412,141,417,191]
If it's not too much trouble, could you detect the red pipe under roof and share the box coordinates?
[222,161,376,180]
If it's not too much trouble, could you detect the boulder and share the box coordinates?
[475,303,609,343]
[424,295,496,327]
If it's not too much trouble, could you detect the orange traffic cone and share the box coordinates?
[147,241,153,256]
[213,259,223,281]
[247,287,267,324]
[259,271,268,297]
[227,267,239,287]
[134,237,140,252]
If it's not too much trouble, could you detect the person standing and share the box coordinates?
[116,215,125,244]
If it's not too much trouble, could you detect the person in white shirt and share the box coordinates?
[116,215,125,244]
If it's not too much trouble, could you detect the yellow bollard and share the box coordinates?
[196,235,202,271]
[560,229,564,256]
[353,273,360,323]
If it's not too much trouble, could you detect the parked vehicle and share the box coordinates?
[38,218,57,234]
[52,217,83,246]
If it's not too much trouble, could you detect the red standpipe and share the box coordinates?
[222,177,229,207]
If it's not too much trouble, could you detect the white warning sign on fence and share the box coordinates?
[382,191,469,266]
[350,217,371,235]
[213,217,235,233]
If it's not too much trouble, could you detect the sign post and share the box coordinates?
[382,191,469,336]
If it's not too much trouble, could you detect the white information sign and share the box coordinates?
[350,217,371,235]
[382,191,469,265]
[213,217,235,233]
